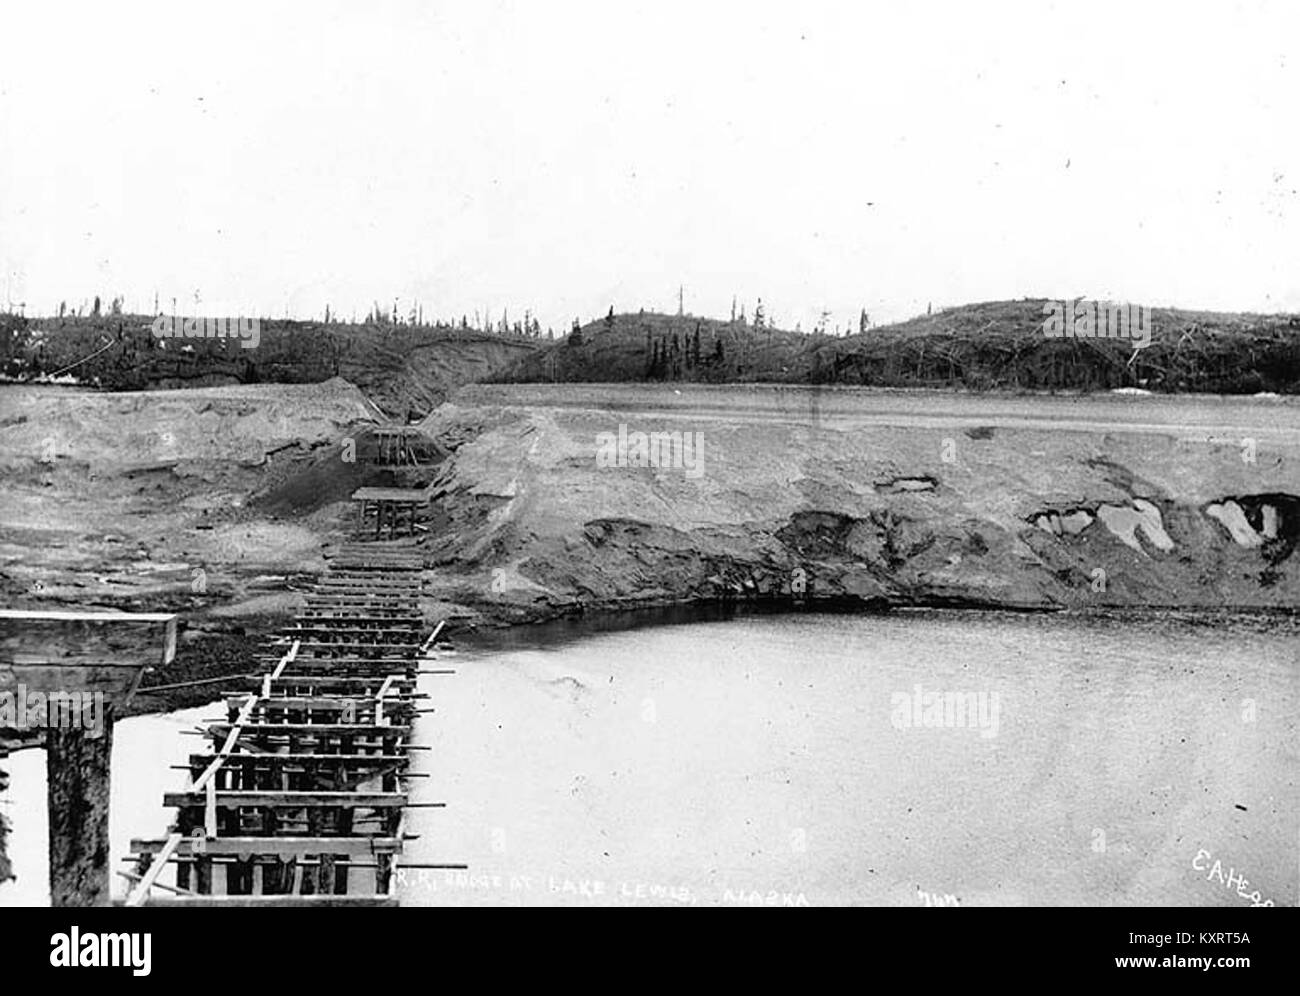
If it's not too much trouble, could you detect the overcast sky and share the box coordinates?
[2,1,1297,331]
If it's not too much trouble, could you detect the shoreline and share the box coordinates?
[5,594,1295,744]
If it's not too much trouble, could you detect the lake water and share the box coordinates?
[3,610,1296,906]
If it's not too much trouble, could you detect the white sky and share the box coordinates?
[1,1,1297,331]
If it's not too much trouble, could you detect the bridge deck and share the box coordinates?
[123,541,459,906]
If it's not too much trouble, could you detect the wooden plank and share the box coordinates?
[419,620,446,653]
[124,894,399,907]
[288,647,421,655]
[351,487,432,502]
[191,694,258,793]
[269,676,418,693]
[296,613,424,623]
[116,869,198,896]
[0,610,177,669]
[273,665,420,675]
[314,577,421,585]
[259,657,423,665]
[284,625,423,636]
[229,695,415,712]
[205,723,411,735]
[187,753,409,766]
[130,836,403,857]
[270,640,299,680]
[290,613,423,622]
[125,831,183,906]
[265,663,420,676]
[312,584,422,593]
[302,602,420,610]
[314,582,422,591]
[316,574,422,585]
[163,790,407,808]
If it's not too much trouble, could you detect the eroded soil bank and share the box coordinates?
[418,384,1300,622]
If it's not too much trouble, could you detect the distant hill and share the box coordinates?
[0,313,539,416]
[490,300,1300,394]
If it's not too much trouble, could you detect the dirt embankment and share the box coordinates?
[0,379,443,716]
[415,384,1300,625]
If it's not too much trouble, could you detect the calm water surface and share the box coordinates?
[2,611,1295,906]
[403,610,1297,906]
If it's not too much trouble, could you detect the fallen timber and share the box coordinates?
[122,549,457,906]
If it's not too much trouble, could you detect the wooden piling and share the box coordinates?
[46,709,114,906]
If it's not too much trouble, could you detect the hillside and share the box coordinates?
[0,313,540,417]
[491,300,1300,394]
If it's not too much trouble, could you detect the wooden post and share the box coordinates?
[0,609,177,908]
[46,707,114,907]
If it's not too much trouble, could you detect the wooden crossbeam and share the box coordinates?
[268,680,418,698]
[124,894,399,908]
[283,625,423,637]
[206,723,411,735]
[228,695,416,713]
[288,647,421,655]
[296,613,424,623]
[163,790,407,808]
[0,609,177,670]
[265,665,420,678]
[129,836,404,857]
[316,577,423,587]
[188,753,409,767]
[304,601,419,608]
[261,655,422,664]
[291,656,420,664]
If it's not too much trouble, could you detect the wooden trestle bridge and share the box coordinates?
[121,541,461,906]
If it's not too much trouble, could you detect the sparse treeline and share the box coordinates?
[0,306,546,389]
[343,301,554,340]
[6,295,561,341]
[493,300,1300,395]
